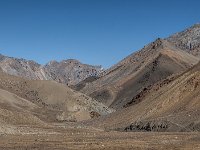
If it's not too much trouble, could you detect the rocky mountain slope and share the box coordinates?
[167,23,200,56]
[0,72,113,124]
[0,54,103,85]
[80,39,199,109]
[86,61,200,132]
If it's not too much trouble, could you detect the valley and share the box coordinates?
[1,24,200,149]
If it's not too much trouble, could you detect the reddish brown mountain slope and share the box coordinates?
[85,61,200,132]
[81,39,199,109]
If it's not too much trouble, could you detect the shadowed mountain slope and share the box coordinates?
[81,39,199,109]
[85,61,200,132]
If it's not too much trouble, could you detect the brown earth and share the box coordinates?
[0,126,200,150]
[0,72,113,124]
[84,62,200,133]
[81,39,199,109]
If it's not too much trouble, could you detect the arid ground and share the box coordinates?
[1,125,200,150]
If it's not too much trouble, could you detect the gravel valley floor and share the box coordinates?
[0,126,200,150]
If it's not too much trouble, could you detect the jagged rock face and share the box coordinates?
[167,24,200,56]
[0,55,41,80]
[43,59,102,85]
[0,54,103,85]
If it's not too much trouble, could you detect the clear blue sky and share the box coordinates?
[0,0,200,68]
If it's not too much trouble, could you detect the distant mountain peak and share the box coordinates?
[0,54,103,85]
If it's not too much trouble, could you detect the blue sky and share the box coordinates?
[0,0,200,68]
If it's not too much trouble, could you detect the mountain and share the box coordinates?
[167,24,200,56]
[0,72,113,124]
[80,39,199,109]
[0,88,51,134]
[82,24,200,132]
[0,54,103,85]
[86,61,200,132]
[1,24,200,149]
